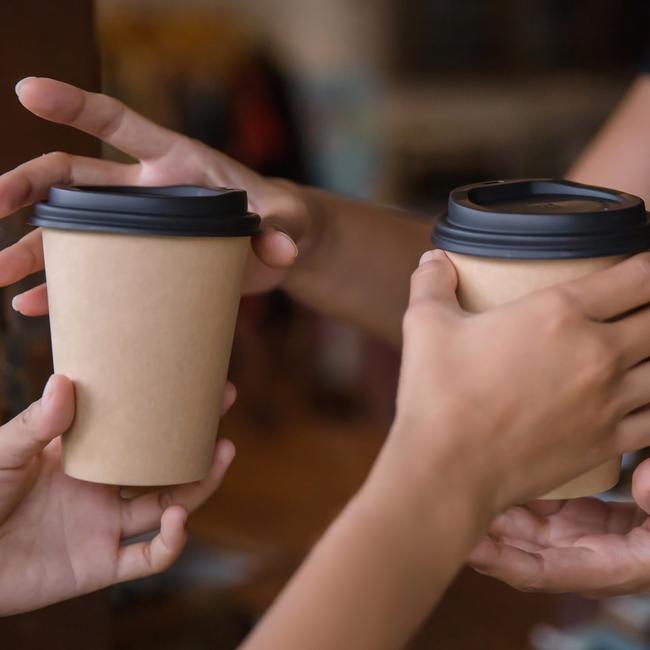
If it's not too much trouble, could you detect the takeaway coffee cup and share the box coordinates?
[32,185,260,486]
[432,179,650,499]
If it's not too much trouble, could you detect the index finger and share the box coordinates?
[16,77,179,161]
[0,229,44,287]
[560,252,650,321]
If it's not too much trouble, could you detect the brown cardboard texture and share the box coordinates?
[43,228,248,485]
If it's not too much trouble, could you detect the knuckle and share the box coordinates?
[96,97,126,140]
[614,423,633,454]
[156,489,175,512]
[541,289,581,332]
[410,264,426,286]
[629,253,650,281]
[18,402,50,445]
[581,331,618,380]
[42,151,70,166]
[184,136,209,154]
[403,302,435,332]
[401,308,420,338]
[541,289,582,337]
[20,403,35,429]
[141,542,156,573]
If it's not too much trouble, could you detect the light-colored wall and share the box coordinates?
[97,0,389,76]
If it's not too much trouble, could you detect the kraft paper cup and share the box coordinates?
[433,179,650,500]
[33,185,260,485]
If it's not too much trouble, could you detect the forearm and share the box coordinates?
[281,72,650,344]
[283,186,431,345]
[568,75,650,203]
[240,432,489,650]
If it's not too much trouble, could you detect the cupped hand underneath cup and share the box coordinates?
[0,375,237,616]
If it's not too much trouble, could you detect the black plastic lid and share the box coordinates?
[31,185,261,237]
[432,179,650,259]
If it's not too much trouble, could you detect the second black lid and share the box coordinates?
[32,185,261,237]
[432,179,650,259]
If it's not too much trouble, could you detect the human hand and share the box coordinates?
[468,458,650,597]
[0,375,236,616]
[375,250,650,516]
[237,250,650,650]
[4,76,314,316]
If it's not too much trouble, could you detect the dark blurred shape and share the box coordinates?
[390,0,650,79]
[0,0,100,418]
[177,54,307,182]
[0,2,105,647]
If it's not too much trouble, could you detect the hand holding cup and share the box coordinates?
[3,76,306,318]
[0,375,236,616]
[433,179,650,498]
[375,249,650,517]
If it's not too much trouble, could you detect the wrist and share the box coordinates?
[366,414,502,537]
[339,436,491,620]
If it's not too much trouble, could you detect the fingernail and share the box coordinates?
[224,381,237,401]
[119,487,138,500]
[276,231,299,258]
[419,249,444,266]
[15,76,35,95]
[11,295,21,312]
[42,375,56,405]
[217,439,236,464]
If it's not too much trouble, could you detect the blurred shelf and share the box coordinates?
[377,73,630,200]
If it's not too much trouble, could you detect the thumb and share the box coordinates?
[0,374,75,469]
[631,457,650,514]
[409,249,461,310]
[244,228,298,294]
[251,228,298,270]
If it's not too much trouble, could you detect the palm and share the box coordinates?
[470,497,650,597]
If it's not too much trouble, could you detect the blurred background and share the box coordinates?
[2,1,650,648]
